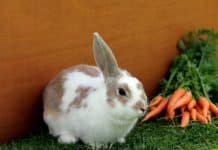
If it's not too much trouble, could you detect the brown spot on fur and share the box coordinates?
[75,65,100,77]
[43,73,65,117]
[43,65,100,116]
[117,83,131,104]
[68,86,95,111]
[106,81,117,107]
[107,98,115,107]
[133,101,145,111]
[119,83,131,97]
[106,78,131,106]
[118,96,128,104]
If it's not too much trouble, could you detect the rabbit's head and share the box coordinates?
[93,33,148,120]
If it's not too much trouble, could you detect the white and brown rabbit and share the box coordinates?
[43,32,148,147]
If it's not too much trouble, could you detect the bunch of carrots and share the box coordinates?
[142,29,218,128]
[142,88,218,128]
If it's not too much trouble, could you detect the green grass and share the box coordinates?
[1,119,218,150]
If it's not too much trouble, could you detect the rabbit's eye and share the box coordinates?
[118,88,126,96]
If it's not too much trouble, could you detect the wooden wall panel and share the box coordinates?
[1,0,218,142]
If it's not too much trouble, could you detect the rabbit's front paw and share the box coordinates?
[58,133,77,144]
[118,138,126,144]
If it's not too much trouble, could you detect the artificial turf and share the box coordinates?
[1,119,218,150]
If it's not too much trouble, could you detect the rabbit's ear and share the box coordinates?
[93,32,119,78]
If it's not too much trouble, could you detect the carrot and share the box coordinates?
[142,98,168,122]
[196,105,203,115]
[180,111,190,128]
[207,111,211,123]
[209,102,218,117]
[187,99,196,111]
[180,105,187,113]
[207,115,212,122]
[198,97,209,117]
[150,106,156,111]
[167,88,186,113]
[196,111,208,123]
[174,91,192,110]
[167,110,175,120]
[190,108,197,121]
[167,88,186,120]
[149,95,163,108]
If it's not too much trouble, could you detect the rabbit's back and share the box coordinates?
[43,64,105,115]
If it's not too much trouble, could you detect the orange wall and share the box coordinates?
[1,0,218,142]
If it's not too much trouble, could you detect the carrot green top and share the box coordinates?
[160,29,218,103]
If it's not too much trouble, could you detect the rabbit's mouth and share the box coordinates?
[135,105,148,118]
[137,109,147,117]
[140,108,146,113]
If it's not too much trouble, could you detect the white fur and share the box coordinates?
[44,68,147,146]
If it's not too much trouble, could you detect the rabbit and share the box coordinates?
[43,32,148,147]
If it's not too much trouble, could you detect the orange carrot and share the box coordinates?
[190,108,197,121]
[149,95,163,108]
[196,111,208,123]
[207,111,211,123]
[150,106,156,111]
[187,99,196,111]
[167,88,186,113]
[207,115,212,122]
[196,105,203,115]
[180,111,190,128]
[174,91,192,110]
[167,110,175,120]
[198,97,209,117]
[142,98,168,122]
[180,105,187,113]
[167,88,186,120]
[209,102,218,117]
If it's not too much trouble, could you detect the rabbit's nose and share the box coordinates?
[133,101,147,112]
